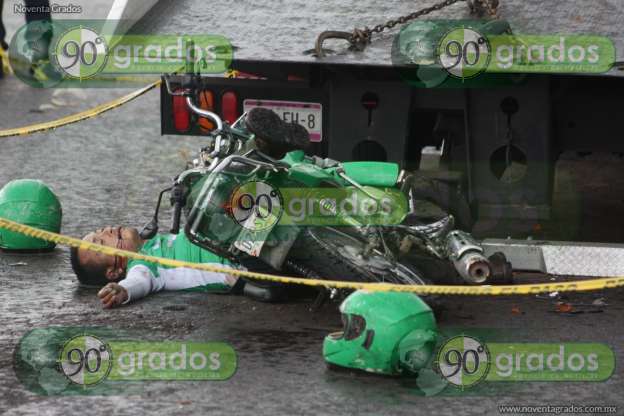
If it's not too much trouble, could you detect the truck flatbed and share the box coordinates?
[135,0,624,74]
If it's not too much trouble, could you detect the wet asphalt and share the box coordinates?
[0,76,623,415]
[1,1,624,415]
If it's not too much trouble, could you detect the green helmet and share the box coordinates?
[0,179,62,251]
[323,290,438,375]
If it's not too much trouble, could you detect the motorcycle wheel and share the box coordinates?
[289,227,432,286]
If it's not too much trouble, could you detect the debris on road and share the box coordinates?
[555,302,574,313]
[511,306,523,315]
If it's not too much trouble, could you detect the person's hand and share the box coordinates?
[97,283,128,309]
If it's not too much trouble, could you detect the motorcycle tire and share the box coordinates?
[289,227,442,311]
[289,227,432,286]
[237,254,287,302]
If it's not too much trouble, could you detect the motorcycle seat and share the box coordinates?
[341,161,400,187]
[246,108,310,156]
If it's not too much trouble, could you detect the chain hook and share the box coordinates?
[314,30,354,58]
[470,0,499,18]
[314,28,374,58]
[350,28,372,51]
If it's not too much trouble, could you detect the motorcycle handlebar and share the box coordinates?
[170,202,182,235]
[163,77,224,131]
[169,183,187,235]
[185,96,223,131]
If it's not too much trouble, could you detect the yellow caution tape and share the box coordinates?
[0,46,13,75]
[1,217,623,295]
[225,69,239,78]
[0,80,161,138]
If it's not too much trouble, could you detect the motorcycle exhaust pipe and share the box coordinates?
[446,230,491,284]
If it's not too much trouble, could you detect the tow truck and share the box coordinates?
[147,0,624,279]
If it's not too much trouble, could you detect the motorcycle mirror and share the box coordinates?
[140,218,159,240]
[141,186,174,240]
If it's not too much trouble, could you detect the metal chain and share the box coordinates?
[352,0,468,50]
[315,0,499,57]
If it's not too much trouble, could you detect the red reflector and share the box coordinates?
[221,91,239,125]
[198,90,215,132]
[361,92,379,111]
[172,90,190,132]
[287,74,305,81]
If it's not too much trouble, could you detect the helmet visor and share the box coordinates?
[327,313,367,341]
[344,314,367,340]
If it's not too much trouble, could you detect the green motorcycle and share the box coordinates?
[142,83,504,297]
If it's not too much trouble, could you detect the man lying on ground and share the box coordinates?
[70,226,244,309]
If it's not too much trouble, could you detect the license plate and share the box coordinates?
[243,99,323,142]
[233,211,269,257]
[233,238,265,257]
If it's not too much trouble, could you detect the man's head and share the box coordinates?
[70,226,142,286]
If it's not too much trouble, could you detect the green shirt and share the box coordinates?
[120,233,235,302]
[128,232,231,276]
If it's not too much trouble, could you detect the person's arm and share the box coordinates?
[118,264,163,303]
[158,265,237,292]
[99,264,238,308]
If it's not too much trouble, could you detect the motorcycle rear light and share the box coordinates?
[198,90,215,132]
[172,90,190,132]
[221,91,239,125]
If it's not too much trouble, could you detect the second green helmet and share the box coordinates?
[323,290,438,376]
[0,179,62,251]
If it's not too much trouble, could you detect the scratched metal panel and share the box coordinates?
[134,0,624,74]
[483,239,624,277]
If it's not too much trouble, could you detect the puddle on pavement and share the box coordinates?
[229,328,328,354]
